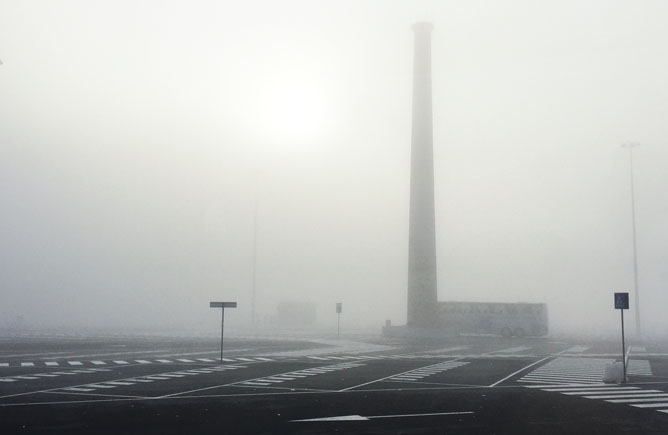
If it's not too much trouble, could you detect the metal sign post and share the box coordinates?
[210,302,238,363]
[336,303,342,338]
[614,293,629,382]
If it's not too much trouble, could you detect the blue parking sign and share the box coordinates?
[614,292,629,310]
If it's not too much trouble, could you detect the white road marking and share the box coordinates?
[145,376,170,380]
[236,358,254,362]
[584,393,668,399]
[113,360,129,365]
[291,411,475,422]
[242,381,271,386]
[85,384,116,389]
[14,376,39,380]
[67,361,83,366]
[45,362,59,366]
[0,363,8,367]
[562,389,642,395]
[157,359,172,363]
[135,360,151,364]
[63,387,94,392]
[197,358,215,362]
[255,357,273,361]
[489,356,552,387]
[91,361,106,365]
[176,359,194,363]
[608,397,668,403]
[20,362,35,367]
[493,346,531,354]
[34,374,58,378]
[632,403,668,408]
[544,386,639,392]
[104,381,134,386]
[0,379,17,382]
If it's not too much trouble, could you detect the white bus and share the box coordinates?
[436,301,548,338]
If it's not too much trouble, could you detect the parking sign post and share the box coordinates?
[210,302,237,363]
[614,293,629,382]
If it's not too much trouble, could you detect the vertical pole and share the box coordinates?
[621,309,626,383]
[221,308,225,363]
[629,148,641,337]
[251,194,258,327]
[337,313,340,338]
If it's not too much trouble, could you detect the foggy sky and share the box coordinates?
[1,0,667,335]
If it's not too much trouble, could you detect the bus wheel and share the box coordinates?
[514,327,526,338]
[501,327,512,338]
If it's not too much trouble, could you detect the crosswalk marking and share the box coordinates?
[113,360,129,365]
[68,361,83,366]
[64,387,94,392]
[45,362,59,366]
[389,361,469,382]
[91,361,106,365]
[176,359,194,363]
[157,359,172,363]
[239,362,364,388]
[20,362,35,367]
[85,383,116,389]
[525,359,668,414]
[135,360,151,364]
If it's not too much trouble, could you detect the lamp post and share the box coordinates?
[621,142,641,337]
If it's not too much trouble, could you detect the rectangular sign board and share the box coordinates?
[614,293,629,310]
[210,302,237,308]
[336,303,342,314]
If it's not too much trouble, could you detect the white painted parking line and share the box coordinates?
[135,360,151,364]
[584,393,668,400]
[608,397,668,403]
[113,360,129,365]
[291,411,475,422]
[562,389,641,395]
[20,362,35,367]
[45,362,59,366]
[68,361,83,366]
[91,361,106,365]
[545,386,639,392]
[632,403,668,408]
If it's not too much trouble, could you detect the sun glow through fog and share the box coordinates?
[258,78,330,148]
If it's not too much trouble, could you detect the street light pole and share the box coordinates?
[621,142,641,337]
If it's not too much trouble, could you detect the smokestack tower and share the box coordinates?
[407,22,438,328]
